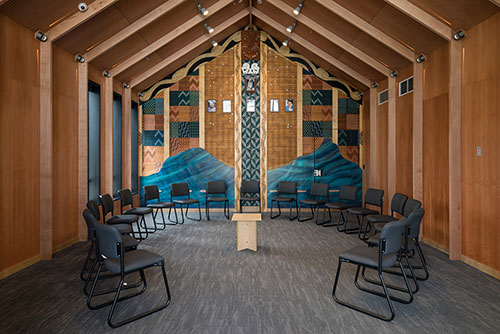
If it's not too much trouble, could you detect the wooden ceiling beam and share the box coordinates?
[314,0,415,61]
[252,8,371,87]
[85,0,186,62]
[267,0,392,76]
[130,8,250,88]
[383,0,453,41]
[46,0,119,42]
[109,0,234,76]
[488,0,500,7]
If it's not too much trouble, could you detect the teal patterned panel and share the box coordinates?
[170,91,191,106]
[338,130,359,146]
[142,98,164,115]
[170,122,199,138]
[303,90,332,106]
[143,130,164,146]
[303,121,331,137]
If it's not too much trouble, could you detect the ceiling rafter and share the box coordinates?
[130,8,250,88]
[108,0,234,77]
[267,0,392,76]
[488,0,500,7]
[46,0,118,42]
[383,0,453,40]
[314,0,415,61]
[252,8,371,87]
[84,0,186,62]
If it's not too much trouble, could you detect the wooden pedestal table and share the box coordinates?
[232,213,262,251]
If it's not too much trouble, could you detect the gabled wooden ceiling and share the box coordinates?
[1,0,498,92]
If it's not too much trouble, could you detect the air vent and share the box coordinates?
[399,76,414,97]
[378,89,388,105]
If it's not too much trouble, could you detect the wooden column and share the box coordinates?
[102,76,113,195]
[449,40,462,260]
[77,62,88,241]
[199,65,205,149]
[413,61,424,236]
[332,88,339,144]
[260,45,268,211]
[40,41,52,259]
[164,88,170,160]
[234,43,242,212]
[296,66,303,156]
[388,76,397,203]
[122,87,132,190]
[138,103,143,179]
[369,87,377,188]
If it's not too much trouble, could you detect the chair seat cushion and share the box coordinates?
[367,235,379,246]
[367,214,396,223]
[112,224,133,234]
[104,250,164,274]
[325,202,352,210]
[300,199,326,205]
[272,196,294,202]
[340,245,397,268]
[147,202,174,209]
[122,235,138,249]
[174,199,199,205]
[107,214,140,224]
[124,207,153,215]
[207,197,228,202]
[347,207,378,216]
[241,196,260,201]
[374,222,389,232]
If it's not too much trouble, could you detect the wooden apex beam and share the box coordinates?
[46,0,118,42]
[85,0,185,61]
[488,0,500,7]
[268,0,392,76]
[384,0,452,41]
[109,0,234,76]
[252,8,371,87]
[130,8,250,87]
[314,0,414,61]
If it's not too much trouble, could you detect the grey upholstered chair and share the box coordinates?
[346,188,384,241]
[171,182,201,224]
[240,180,261,213]
[298,182,330,224]
[118,189,155,236]
[205,181,229,220]
[144,185,178,226]
[323,185,358,230]
[99,193,143,241]
[270,181,298,220]
[366,193,408,234]
[374,198,422,233]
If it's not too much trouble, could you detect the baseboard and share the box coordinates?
[0,254,41,280]
[461,255,500,280]
[52,236,80,255]
[422,237,449,254]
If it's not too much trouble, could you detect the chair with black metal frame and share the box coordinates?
[332,219,413,321]
[171,182,201,224]
[366,193,408,237]
[346,188,384,241]
[298,182,330,224]
[87,212,172,328]
[118,188,156,236]
[99,193,144,241]
[322,185,358,229]
[373,198,422,234]
[270,181,298,220]
[206,181,230,220]
[239,180,261,213]
[144,185,178,226]
[86,200,132,236]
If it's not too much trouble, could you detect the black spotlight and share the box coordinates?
[416,55,426,63]
[35,30,48,42]
[453,29,466,40]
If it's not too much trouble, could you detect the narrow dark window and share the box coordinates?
[131,101,139,194]
[113,92,122,197]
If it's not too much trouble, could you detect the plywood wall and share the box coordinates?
[376,80,389,214]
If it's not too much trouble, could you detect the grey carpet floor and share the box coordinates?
[0,212,499,334]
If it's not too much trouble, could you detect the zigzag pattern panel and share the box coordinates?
[142,146,164,176]
[338,130,359,146]
[142,98,164,115]
[338,146,360,165]
[142,130,164,146]
[303,90,332,106]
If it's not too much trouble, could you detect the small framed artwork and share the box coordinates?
[270,99,279,112]
[285,99,294,112]
[207,99,216,112]
[223,100,232,113]
[247,98,256,112]
[245,77,256,93]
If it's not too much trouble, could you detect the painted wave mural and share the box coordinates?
[267,139,362,206]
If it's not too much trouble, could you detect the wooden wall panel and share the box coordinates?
[0,14,41,275]
[361,89,370,195]
[267,49,297,170]
[376,79,389,214]
[396,64,414,197]
[51,44,79,249]
[205,49,235,167]
[461,12,500,273]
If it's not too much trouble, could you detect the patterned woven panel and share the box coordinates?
[143,115,164,130]
[338,114,347,130]
[242,30,260,61]
[302,137,328,156]
[189,106,199,121]
[303,89,332,106]
[303,121,332,137]
[339,146,359,164]
[142,98,164,115]
[302,74,331,90]
[303,105,312,121]
[170,91,194,106]
[170,106,193,121]
[338,98,360,114]
[345,114,359,130]
[170,122,199,138]
[338,130,359,146]
[142,130,164,146]
[338,90,348,99]
[142,146,164,176]
[154,91,164,99]
[308,105,332,121]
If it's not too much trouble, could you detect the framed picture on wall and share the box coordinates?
[223,100,232,113]
[285,99,294,112]
[247,98,256,112]
[245,77,256,93]
[270,99,279,112]
[207,99,216,112]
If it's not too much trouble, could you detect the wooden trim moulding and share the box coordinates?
[260,44,268,211]
[77,62,88,241]
[234,43,242,212]
[122,88,132,190]
[387,76,397,204]
[199,66,205,149]
[52,237,80,255]
[164,88,171,158]
[0,254,41,280]
[296,65,303,156]
[369,87,377,187]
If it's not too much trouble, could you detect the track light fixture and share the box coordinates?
[282,38,291,46]
[257,0,263,4]
[453,29,466,40]
[293,0,304,15]
[416,54,426,63]
[210,39,218,47]
[123,83,130,89]
[204,22,214,34]
[196,0,208,16]
[138,92,144,97]
[286,21,297,33]
[371,82,378,88]
[103,71,111,78]
[34,30,48,42]
[75,54,85,63]
[390,71,398,78]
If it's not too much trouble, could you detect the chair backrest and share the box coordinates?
[278,181,297,195]
[94,217,123,260]
[99,193,114,217]
[86,200,101,221]
[241,180,260,195]
[379,218,407,255]
[118,188,133,208]
[310,182,329,198]
[83,209,98,242]
[403,198,422,217]
[207,181,226,195]
[339,185,358,203]
[144,185,160,202]
[391,193,408,215]
[364,188,384,208]
[407,208,425,239]
[171,182,189,198]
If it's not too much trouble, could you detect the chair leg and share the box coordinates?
[167,206,179,225]
[80,241,94,281]
[289,201,297,221]
[184,203,201,221]
[154,209,166,230]
[206,200,210,221]
[224,200,230,219]
[320,207,333,226]
[239,199,243,213]
[270,200,281,219]
[342,212,360,234]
